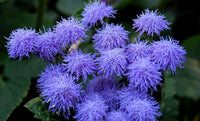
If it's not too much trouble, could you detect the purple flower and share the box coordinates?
[86,75,118,93]
[126,57,162,92]
[124,97,161,121]
[74,93,108,121]
[118,87,148,109]
[106,110,126,121]
[81,1,116,28]
[63,50,96,83]
[93,23,129,51]
[54,17,87,47]
[150,36,187,73]
[37,64,81,119]
[96,48,128,78]
[133,9,171,37]
[5,28,37,60]
[35,29,63,62]
[86,75,119,110]
[126,40,150,62]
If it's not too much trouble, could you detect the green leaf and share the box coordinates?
[160,77,179,121]
[0,56,46,121]
[72,8,84,19]
[4,56,46,79]
[0,76,30,121]
[24,97,60,121]
[56,0,83,16]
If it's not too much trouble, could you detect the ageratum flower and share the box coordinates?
[96,48,128,78]
[74,93,108,121]
[5,28,37,60]
[126,57,162,92]
[151,36,186,73]
[54,17,87,47]
[35,29,63,62]
[93,23,129,51]
[126,40,150,62]
[124,97,161,121]
[81,1,116,28]
[63,50,96,83]
[37,64,81,119]
[118,87,148,109]
[133,9,171,37]
[106,110,126,121]
[86,75,118,93]
[86,76,119,110]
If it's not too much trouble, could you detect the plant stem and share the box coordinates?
[36,0,48,32]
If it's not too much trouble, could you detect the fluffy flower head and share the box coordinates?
[35,29,63,62]
[133,9,170,37]
[37,64,81,119]
[124,98,161,121]
[5,28,37,60]
[126,40,150,62]
[86,76,119,110]
[86,75,117,93]
[93,23,129,50]
[118,87,148,109]
[150,36,186,73]
[96,48,128,78]
[81,1,116,27]
[63,50,96,82]
[126,57,162,92]
[106,110,126,121]
[54,17,87,47]
[74,93,108,121]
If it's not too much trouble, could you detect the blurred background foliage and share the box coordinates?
[0,0,200,121]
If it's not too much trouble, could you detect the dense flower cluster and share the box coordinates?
[35,29,63,62]
[54,17,87,47]
[6,28,37,60]
[93,23,129,51]
[133,9,171,37]
[6,1,187,121]
[81,1,116,28]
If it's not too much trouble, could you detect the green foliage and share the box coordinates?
[24,97,60,121]
[56,0,83,16]
[160,76,179,121]
[0,54,46,121]
[4,57,46,80]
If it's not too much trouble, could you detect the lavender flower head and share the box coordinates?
[37,64,81,119]
[106,110,126,121]
[63,50,96,83]
[124,97,161,121]
[118,87,148,109]
[96,48,128,78]
[150,36,187,73]
[54,17,87,47]
[126,57,162,92]
[93,23,129,51]
[5,28,37,60]
[35,29,63,62]
[74,93,108,121]
[81,1,116,28]
[86,75,118,93]
[133,9,171,37]
[86,76,119,110]
[126,40,150,62]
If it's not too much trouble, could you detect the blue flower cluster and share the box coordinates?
[6,1,186,121]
